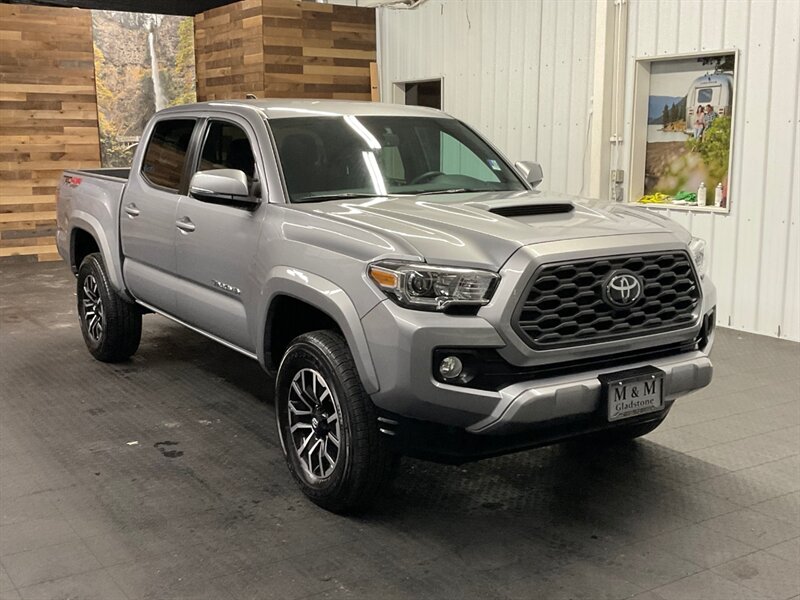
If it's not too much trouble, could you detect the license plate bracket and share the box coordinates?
[599,366,665,422]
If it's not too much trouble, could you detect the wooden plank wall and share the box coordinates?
[195,0,376,102]
[0,4,101,263]
[194,0,265,101]
[0,1,375,263]
[262,1,376,100]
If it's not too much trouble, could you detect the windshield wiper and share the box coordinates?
[414,188,484,196]
[294,192,384,203]
[293,189,489,202]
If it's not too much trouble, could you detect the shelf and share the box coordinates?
[632,203,730,214]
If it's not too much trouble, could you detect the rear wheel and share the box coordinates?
[276,330,396,513]
[77,253,141,362]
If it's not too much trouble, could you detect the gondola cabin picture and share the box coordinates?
[635,52,736,212]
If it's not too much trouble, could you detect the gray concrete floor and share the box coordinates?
[0,262,798,600]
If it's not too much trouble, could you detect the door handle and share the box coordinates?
[124,203,140,217]
[175,217,196,233]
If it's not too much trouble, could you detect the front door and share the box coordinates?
[121,117,198,314]
[173,117,266,352]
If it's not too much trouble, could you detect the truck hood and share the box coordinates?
[296,190,689,270]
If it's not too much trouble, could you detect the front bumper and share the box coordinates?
[359,237,717,458]
[467,350,711,434]
[362,298,714,431]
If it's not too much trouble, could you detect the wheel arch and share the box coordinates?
[67,212,129,301]
[257,267,380,394]
[70,227,100,272]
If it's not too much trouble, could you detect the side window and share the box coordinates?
[198,121,256,181]
[141,119,195,191]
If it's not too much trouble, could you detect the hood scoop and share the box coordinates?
[488,203,574,217]
[465,196,575,218]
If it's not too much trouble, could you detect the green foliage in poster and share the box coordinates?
[685,116,731,182]
[94,46,136,167]
[168,18,196,107]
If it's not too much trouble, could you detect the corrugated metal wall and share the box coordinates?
[377,0,800,341]
[620,0,800,341]
[377,0,596,196]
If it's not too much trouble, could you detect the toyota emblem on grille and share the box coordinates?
[603,271,643,307]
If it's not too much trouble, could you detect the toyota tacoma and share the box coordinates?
[56,100,715,512]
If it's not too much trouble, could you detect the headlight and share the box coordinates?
[368,261,499,311]
[688,237,706,278]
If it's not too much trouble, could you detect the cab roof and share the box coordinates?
[159,99,448,120]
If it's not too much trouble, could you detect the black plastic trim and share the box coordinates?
[511,250,703,350]
[432,337,700,391]
[375,404,672,465]
[489,203,574,217]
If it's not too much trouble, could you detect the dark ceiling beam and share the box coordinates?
[0,0,237,16]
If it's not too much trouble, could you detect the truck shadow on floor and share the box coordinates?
[137,316,274,402]
[362,439,735,577]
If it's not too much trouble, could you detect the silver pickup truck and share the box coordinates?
[57,100,715,512]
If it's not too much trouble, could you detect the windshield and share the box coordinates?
[268,116,526,202]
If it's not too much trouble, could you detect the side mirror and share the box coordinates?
[515,161,544,189]
[189,169,258,206]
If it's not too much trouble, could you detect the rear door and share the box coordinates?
[121,117,198,313]
[172,116,267,351]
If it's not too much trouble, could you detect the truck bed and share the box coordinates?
[56,167,131,295]
[70,167,130,182]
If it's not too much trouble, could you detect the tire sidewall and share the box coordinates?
[77,255,107,354]
[276,338,354,499]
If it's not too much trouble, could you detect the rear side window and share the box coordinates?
[141,119,196,191]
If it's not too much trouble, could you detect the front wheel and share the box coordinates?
[77,253,141,362]
[276,330,396,513]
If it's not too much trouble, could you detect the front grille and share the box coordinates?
[514,251,701,349]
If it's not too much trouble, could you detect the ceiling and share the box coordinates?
[0,0,238,16]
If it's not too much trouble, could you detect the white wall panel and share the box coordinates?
[377,0,799,340]
[377,0,596,196]
[620,0,800,341]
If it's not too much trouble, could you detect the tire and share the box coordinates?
[77,253,141,363]
[276,330,396,513]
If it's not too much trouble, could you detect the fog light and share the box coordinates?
[439,356,463,380]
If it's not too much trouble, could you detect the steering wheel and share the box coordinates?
[410,170,445,185]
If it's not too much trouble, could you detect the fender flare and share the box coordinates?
[256,267,380,394]
[68,211,130,301]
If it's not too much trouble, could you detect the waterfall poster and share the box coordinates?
[91,10,196,167]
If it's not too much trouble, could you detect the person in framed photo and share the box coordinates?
[693,105,705,139]
[703,104,718,135]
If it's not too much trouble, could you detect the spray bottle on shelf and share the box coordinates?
[714,183,723,207]
[697,182,707,206]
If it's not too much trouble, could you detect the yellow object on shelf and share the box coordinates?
[638,193,670,204]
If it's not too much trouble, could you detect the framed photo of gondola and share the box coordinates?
[628,50,738,213]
